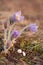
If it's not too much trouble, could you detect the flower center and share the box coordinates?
[16,15,20,20]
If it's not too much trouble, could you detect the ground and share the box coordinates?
[0,0,43,65]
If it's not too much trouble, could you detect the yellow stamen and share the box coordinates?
[16,16,20,20]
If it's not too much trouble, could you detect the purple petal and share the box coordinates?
[15,11,21,16]
[20,16,24,21]
[11,30,19,37]
[12,15,17,21]
[29,24,38,32]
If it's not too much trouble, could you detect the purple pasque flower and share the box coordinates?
[11,30,19,37]
[29,24,38,32]
[12,11,24,22]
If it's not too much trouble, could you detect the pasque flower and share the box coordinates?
[29,24,38,32]
[11,11,24,22]
[11,30,19,37]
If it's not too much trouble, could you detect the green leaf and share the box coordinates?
[26,41,31,49]
[20,41,25,49]
[33,44,41,51]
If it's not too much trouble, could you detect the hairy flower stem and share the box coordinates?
[4,22,16,52]
[4,24,30,53]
